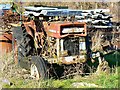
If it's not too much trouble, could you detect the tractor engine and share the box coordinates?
[39,21,88,64]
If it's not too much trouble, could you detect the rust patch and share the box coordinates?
[0,32,12,55]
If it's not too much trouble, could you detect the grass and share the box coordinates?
[2,70,118,88]
[0,52,119,88]
[94,73,118,88]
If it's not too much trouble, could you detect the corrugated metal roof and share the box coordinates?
[24,6,58,11]
[24,9,82,16]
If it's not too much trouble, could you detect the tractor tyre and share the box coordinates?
[31,56,48,80]
[12,26,36,62]
[18,26,36,57]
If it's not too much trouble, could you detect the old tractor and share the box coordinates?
[12,6,91,80]
[12,5,120,80]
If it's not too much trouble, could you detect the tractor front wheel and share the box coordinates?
[30,56,48,80]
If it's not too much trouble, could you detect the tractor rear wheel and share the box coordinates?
[12,26,36,63]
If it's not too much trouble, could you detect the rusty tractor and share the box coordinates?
[12,5,120,80]
[12,6,92,80]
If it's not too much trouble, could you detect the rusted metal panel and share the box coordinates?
[45,21,87,38]
[47,55,86,64]
[0,32,12,55]
[23,21,36,37]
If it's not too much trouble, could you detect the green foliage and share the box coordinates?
[95,73,118,88]
[2,71,118,88]
[51,79,75,88]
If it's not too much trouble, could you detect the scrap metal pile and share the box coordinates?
[24,5,119,52]
[0,4,21,30]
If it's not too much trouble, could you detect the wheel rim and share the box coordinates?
[31,64,40,80]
